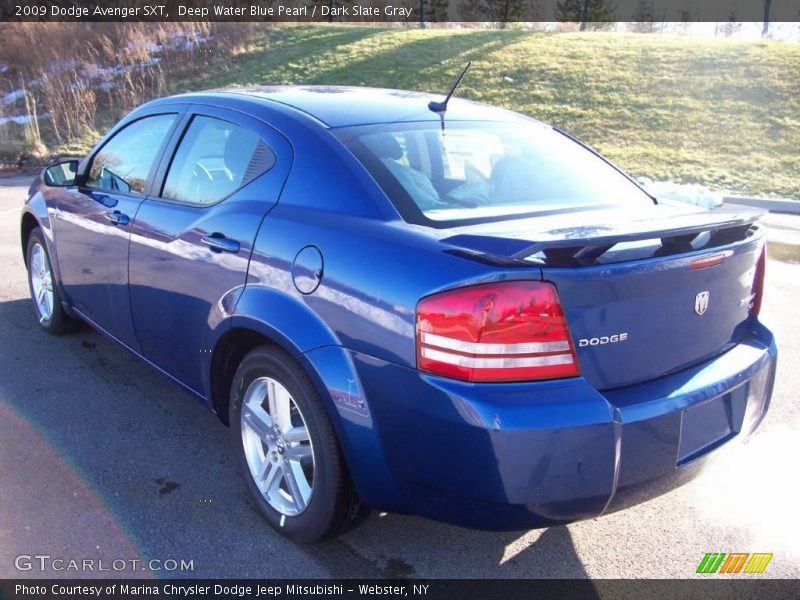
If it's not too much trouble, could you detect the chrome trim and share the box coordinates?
[420,347,574,369]
[694,290,711,316]
[420,332,570,355]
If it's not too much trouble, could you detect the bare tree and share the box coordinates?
[762,0,772,37]
[722,10,742,37]
[632,0,655,33]
[0,22,255,154]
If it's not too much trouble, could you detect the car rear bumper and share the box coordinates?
[334,322,776,530]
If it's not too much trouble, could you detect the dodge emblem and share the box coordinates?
[695,291,710,316]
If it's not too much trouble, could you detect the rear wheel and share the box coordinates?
[230,346,368,542]
[26,228,75,335]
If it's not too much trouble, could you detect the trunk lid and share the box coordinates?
[439,203,765,389]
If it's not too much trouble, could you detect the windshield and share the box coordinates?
[336,121,653,225]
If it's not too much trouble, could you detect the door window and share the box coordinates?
[162,115,275,205]
[87,114,176,195]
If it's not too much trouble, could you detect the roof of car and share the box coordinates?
[173,86,532,129]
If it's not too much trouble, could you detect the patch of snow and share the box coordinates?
[48,59,81,74]
[2,89,25,106]
[166,31,213,51]
[638,178,724,209]
[134,57,161,68]
[127,39,163,54]
[0,113,50,126]
[80,64,125,91]
[80,59,161,92]
[82,63,124,80]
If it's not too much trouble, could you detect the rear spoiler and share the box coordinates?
[442,207,765,268]
[514,209,762,266]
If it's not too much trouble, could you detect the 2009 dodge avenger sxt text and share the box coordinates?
[21,86,776,541]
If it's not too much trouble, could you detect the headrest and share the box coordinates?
[363,134,403,160]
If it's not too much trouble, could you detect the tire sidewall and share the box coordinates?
[229,347,341,543]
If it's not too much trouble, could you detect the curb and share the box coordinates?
[724,196,800,214]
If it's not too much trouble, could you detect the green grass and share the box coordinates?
[178,25,799,199]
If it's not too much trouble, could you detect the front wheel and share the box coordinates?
[26,227,76,335]
[230,346,368,542]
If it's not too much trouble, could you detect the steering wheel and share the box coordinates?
[188,163,214,199]
[192,163,213,184]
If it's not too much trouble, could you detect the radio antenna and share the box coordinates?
[428,62,471,114]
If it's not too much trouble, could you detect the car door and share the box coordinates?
[54,111,181,348]
[128,106,292,394]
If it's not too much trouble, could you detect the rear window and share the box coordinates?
[335,121,653,225]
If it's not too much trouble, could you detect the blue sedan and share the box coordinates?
[21,86,776,542]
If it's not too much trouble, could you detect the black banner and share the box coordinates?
[1,0,797,23]
[2,580,800,600]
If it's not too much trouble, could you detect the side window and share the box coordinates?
[87,114,176,195]
[162,115,275,205]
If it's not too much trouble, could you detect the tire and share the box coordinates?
[26,227,76,335]
[230,345,368,542]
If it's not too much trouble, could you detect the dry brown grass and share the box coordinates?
[0,22,255,163]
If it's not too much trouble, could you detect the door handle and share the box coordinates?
[104,211,130,226]
[201,233,240,254]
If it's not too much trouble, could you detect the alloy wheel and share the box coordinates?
[29,242,54,323]
[240,376,315,516]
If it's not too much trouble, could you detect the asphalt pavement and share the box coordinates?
[1,174,798,579]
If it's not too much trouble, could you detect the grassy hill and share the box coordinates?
[178,25,799,199]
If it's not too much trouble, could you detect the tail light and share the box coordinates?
[416,280,580,382]
[751,245,766,317]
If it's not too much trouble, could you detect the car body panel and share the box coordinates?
[45,107,185,348]
[338,323,775,529]
[54,188,146,348]
[128,105,294,393]
[545,236,764,390]
[21,186,59,275]
[225,86,528,128]
[245,202,545,369]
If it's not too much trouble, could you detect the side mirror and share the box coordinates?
[43,160,80,187]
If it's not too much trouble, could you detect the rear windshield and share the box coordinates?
[335,121,653,225]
